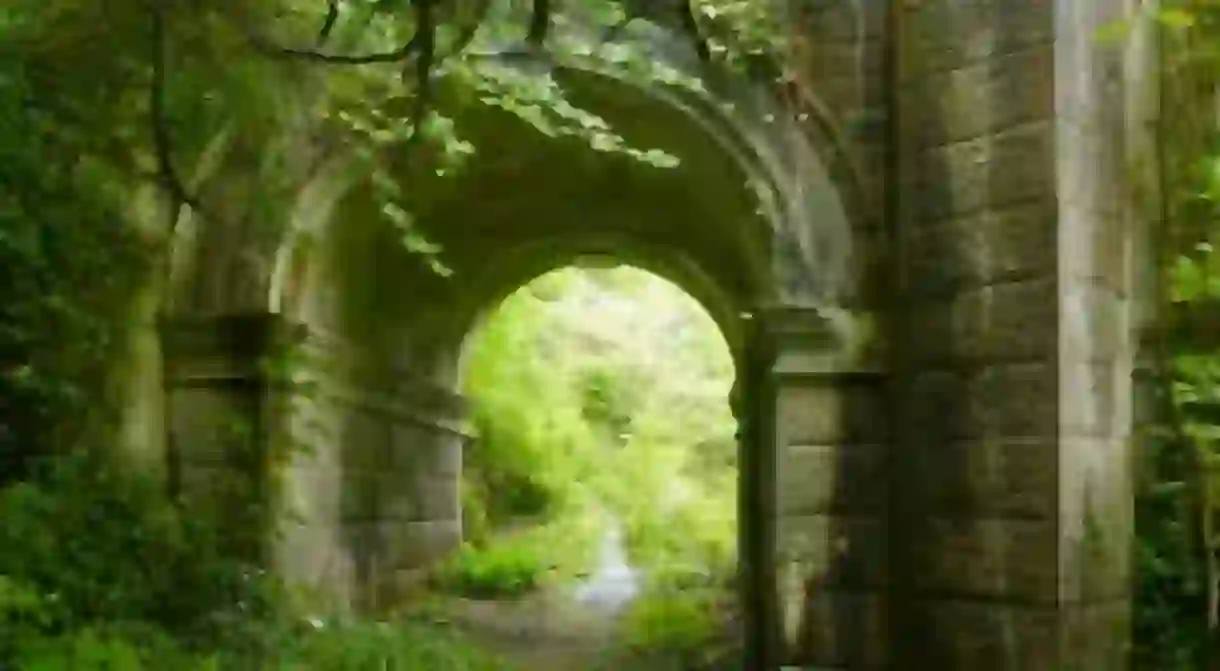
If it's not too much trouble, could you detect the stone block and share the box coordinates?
[345,519,461,572]
[902,363,1056,441]
[901,121,1055,225]
[776,515,887,588]
[900,44,1053,149]
[1060,282,1128,363]
[798,0,886,41]
[339,410,393,472]
[900,0,1054,77]
[907,279,1058,365]
[787,589,888,669]
[777,382,889,446]
[794,40,884,87]
[1055,120,1124,218]
[907,438,1057,519]
[389,424,463,476]
[777,443,888,515]
[377,475,460,523]
[1060,206,1130,296]
[1059,437,1133,603]
[1061,601,1131,670]
[274,517,352,598]
[901,370,976,440]
[975,362,1058,438]
[282,395,343,467]
[1060,359,1131,439]
[911,517,1058,601]
[903,199,1056,296]
[339,473,380,522]
[281,462,342,524]
[906,600,1060,669]
[169,387,261,466]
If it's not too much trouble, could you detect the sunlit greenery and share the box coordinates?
[0,1,761,667]
[450,266,737,593]
[8,0,1220,667]
[1134,2,1220,668]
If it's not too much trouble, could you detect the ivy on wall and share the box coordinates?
[1136,2,1220,667]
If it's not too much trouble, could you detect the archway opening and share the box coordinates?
[433,263,742,667]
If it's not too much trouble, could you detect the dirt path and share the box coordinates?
[423,588,625,670]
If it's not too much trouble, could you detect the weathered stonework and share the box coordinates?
[152,1,1158,667]
[891,0,1141,667]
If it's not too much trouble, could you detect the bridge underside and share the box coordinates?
[154,1,1154,668]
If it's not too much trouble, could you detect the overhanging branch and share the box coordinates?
[408,0,437,136]
[148,3,206,229]
[318,1,340,46]
[246,32,421,65]
[243,0,495,68]
[528,0,550,47]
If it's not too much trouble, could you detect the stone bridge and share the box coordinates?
[148,1,1158,668]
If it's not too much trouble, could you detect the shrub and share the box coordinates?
[430,541,549,599]
[616,585,731,668]
[13,625,219,671]
[0,452,289,660]
[273,618,515,670]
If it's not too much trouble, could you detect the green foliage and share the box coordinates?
[431,541,549,598]
[0,51,154,480]
[0,452,287,659]
[613,581,738,670]
[432,512,601,598]
[0,2,784,668]
[268,617,515,670]
[12,625,218,671]
[0,451,517,669]
[458,266,737,590]
[461,280,601,533]
[1134,2,1220,667]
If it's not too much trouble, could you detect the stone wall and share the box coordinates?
[152,3,1156,664]
[764,308,890,668]
[163,315,467,611]
[893,0,1135,666]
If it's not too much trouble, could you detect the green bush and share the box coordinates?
[616,585,734,668]
[13,625,219,671]
[430,541,549,599]
[273,618,515,670]
[0,452,290,662]
[0,453,519,670]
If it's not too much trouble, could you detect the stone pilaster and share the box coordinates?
[161,313,468,611]
[748,306,890,668]
[161,313,306,561]
[893,0,1136,667]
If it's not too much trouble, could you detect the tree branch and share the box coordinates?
[679,0,711,63]
[527,0,550,48]
[245,0,494,69]
[407,0,437,143]
[246,31,420,65]
[446,0,491,61]
[318,0,340,46]
[148,3,206,230]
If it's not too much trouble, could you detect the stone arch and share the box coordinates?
[162,19,867,663]
[450,234,745,368]
[163,27,863,323]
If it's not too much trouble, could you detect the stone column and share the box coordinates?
[161,313,305,562]
[267,324,467,611]
[162,314,467,610]
[894,0,1135,666]
[746,306,890,668]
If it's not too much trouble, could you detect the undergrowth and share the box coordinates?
[0,452,517,670]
